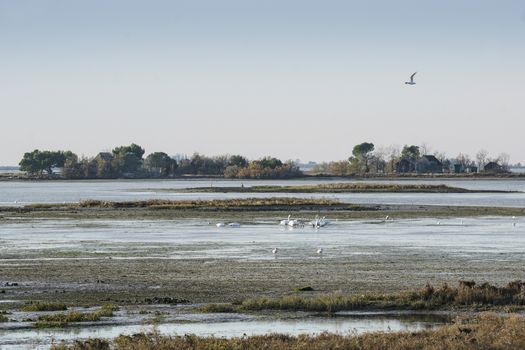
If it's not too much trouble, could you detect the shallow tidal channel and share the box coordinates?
[0,310,450,350]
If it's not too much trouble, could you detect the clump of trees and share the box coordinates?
[18,144,301,179]
[312,142,511,176]
[19,142,513,179]
[19,150,76,176]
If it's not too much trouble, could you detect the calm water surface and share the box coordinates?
[1,217,524,260]
[1,178,525,207]
[0,314,447,350]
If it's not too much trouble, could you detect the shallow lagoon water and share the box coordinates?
[2,178,525,207]
[1,216,524,260]
[0,313,447,350]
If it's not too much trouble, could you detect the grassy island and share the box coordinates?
[172,183,514,194]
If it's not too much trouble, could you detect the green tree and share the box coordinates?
[112,152,142,175]
[350,142,375,173]
[398,145,420,172]
[62,152,84,179]
[111,144,145,175]
[19,150,75,175]
[253,157,283,169]
[401,145,420,160]
[144,152,175,177]
[229,155,248,168]
[112,143,145,159]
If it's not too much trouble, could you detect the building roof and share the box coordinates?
[421,155,442,164]
[484,161,501,169]
[96,152,113,161]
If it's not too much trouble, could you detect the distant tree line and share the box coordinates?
[312,142,511,176]
[18,142,512,179]
[19,144,301,179]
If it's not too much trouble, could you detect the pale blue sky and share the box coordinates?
[1,1,524,164]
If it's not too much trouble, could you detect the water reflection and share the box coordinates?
[0,313,450,350]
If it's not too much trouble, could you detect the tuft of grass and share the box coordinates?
[34,304,118,328]
[294,286,315,292]
[0,314,8,322]
[22,302,68,312]
[217,280,525,313]
[49,313,525,350]
[199,303,237,313]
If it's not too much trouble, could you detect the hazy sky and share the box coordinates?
[1,0,525,165]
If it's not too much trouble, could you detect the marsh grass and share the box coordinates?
[34,304,118,328]
[50,313,525,350]
[75,198,345,210]
[199,303,237,313]
[203,281,525,313]
[0,314,8,322]
[176,183,495,194]
[21,302,68,312]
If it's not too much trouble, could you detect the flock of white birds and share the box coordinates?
[213,213,520,257]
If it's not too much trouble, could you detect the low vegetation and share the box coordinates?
[21,301,68,312]
[20,198,351,211]
[203,281,525,313]
[175,183,506,193]
[2,200,525,222]
[50,313,525,350]
[34,304,118,328]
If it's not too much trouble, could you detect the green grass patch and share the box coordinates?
[199,303,237,313]
[34,304,118,328]
[203,281,525,313]
[22,301,68,312]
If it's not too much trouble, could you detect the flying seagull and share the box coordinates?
[405,72,417,85]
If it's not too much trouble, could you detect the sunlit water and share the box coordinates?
[1,217,523,260]
[0,314,446,350]
[1,179,525,207]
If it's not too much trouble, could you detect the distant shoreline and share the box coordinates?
[162,183,516,194]
[2,172,525,181]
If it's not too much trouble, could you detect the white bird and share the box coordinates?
[272,248,278,254]
[280,215,291,226]
[437,221,441,225]
[216,223,226,228]
[317,248,323,254]
[512,216,517,219]
[405,72,417,85]
[288,219,302,227]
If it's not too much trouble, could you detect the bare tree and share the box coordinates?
[433,150,447,163]
[419,143,432,156]
[497,153,511,171]
[385,145,400,173]
[373,147,388,174]
[475,149,489,172]
[456,153,473,171]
